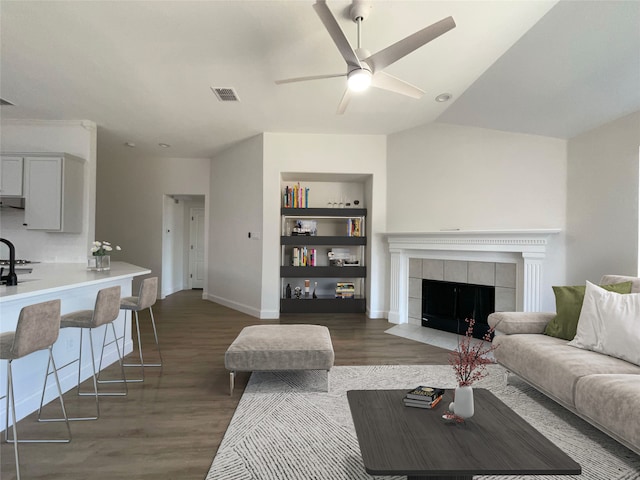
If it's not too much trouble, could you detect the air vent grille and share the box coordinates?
[0,98,15,106]
[211,87,240,102]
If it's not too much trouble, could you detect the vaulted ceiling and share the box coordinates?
[1,1,638,158]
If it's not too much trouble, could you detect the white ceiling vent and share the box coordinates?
[211,87,240,102]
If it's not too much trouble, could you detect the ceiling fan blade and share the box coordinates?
[275,73,345,85]
[336,88,351,115]
[366,16,456,73]
[371,71,424,99]
[313,0,361,69]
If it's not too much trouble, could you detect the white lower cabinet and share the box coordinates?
[24,153,84,232]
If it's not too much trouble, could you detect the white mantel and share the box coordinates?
[385,229,560,324]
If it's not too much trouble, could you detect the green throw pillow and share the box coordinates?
[544,282,633,340]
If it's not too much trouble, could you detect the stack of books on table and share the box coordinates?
[403,386,445,409]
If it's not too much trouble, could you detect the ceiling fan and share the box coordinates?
[276,0,456,114]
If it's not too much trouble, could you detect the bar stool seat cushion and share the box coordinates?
[60,310,95,329]
[119,297,139,310]
[225,325,334,372]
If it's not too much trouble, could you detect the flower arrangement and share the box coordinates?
[90,240,121,256]
[449,318,498,387]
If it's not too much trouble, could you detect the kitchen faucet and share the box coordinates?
[0,238,18,286]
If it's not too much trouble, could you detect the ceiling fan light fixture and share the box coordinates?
[347,69,372,92]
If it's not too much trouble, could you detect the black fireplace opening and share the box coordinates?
[421,279,495,340]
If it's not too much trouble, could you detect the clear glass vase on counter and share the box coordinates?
[87,255,110,271]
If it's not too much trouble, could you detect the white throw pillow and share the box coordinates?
[568,281,640,366]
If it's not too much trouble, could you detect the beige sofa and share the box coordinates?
[488,275,640,456]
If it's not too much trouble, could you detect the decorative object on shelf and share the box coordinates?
[292,220,317,236]
[447,318,498,420]
[304,279,310,297]
[87,240,121,271]
[294,286,302,299]
[312,282,318,299]
[285,283,292,298]
[353,200,360,205]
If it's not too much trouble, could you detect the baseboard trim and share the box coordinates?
[205,294,261,318]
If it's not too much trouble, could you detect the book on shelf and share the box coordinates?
[291,247,317,267]
[335,281,355,298]
[405,386,445,402]
[347,218,362,237]
[403,395,444,409]
[283,183,309,209]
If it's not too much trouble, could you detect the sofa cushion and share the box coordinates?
[600,274,640,293]
[493,333,640,407]
[569,281,640,366]
[575,374,640,453]
[544,281,632,341]
[488,312,555,335]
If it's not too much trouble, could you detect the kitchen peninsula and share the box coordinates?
[0,261,150,425]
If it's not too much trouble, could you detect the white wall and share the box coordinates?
[387,122,567,231]
[0,119,96,261]
[566,111,640,282]
[208,135,264,316]
[96,145,210,293]
[263,132,387,318]
[387,122,568,311]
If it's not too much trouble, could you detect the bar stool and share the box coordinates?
[120,277,162,382]
[1,299,71,480]
[39,286,126,423]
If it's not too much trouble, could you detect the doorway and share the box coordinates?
[161,194,206,297]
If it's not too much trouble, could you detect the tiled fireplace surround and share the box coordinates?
[386,230,560,325]
[408,259,516,326]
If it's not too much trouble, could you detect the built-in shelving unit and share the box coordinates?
[280,207,367,313]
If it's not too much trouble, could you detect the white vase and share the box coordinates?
[449,386,474,419]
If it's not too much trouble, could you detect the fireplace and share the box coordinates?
[422,279,495,339]
[385,229,561,325]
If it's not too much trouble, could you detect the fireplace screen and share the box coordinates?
[422,279,495,339]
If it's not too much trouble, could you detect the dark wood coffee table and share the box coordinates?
[347,388,581,480]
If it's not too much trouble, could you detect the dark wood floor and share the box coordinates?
[0,290,450,480]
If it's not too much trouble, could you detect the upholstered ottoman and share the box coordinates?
[225,324,335,395]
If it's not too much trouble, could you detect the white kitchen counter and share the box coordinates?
[0,261,151,302]
[0,261,151,430]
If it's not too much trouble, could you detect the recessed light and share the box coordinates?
[125,142,136,148]
[435,93,452,103]
[159,143,171,148]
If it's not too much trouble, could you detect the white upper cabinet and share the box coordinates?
[0,156,24,197]
[24,153,84,232]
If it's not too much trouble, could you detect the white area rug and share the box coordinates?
[207,365,640,480]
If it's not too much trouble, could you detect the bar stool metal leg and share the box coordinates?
[96,322,129,392]
[4,360,21,480]
[6,347,72,442]
[118,277,162,383]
